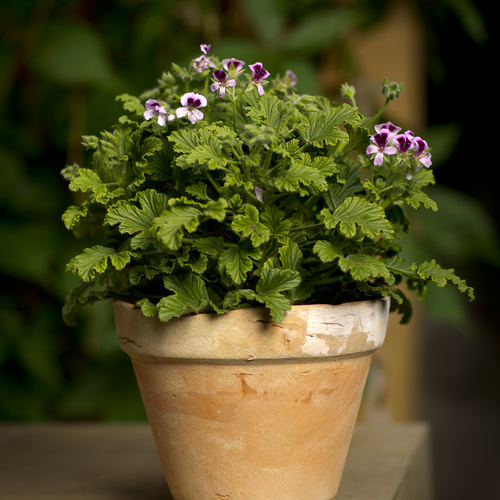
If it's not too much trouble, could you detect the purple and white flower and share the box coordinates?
[249,62,270,96]
[210,69,236,98]
[222,58,245,77]
[193,45,215,73]
[367,121,432,177]
[193,55,216,73]
[393,130,415,153]
[412,137,432,169]
[366,129,398,166]
[143,99,168,126]
[375,121,401,135]
[175,92,207,124]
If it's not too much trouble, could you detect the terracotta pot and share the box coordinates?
[114,298,390,500]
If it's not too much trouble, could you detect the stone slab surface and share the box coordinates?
[0,422,432,499]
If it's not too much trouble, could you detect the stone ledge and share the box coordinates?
[0,421,432,499]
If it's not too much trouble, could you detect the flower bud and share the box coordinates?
[382,78,406,101]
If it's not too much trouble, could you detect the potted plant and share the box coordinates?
[61,45,474,500]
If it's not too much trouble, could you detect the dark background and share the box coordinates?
[1,1,498,498]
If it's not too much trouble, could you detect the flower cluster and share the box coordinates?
[192,44,215,73]
[366,122,432,179]
[143,45,272,127]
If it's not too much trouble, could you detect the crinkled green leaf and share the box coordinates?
[223,170,254,190]
[136,298,158,317]
[232,205,270,247]
[279,239,303,271]
[404,190,438,211]
[338,254,394,283]
[153,205,202,250]
[256,267,301,295]
[153,196,228,250]
[116,93,145,115]
[326,160,363,210]
[68,168,124,204]
[62,203,89,230]
[104,189,169,249]
[243,123,276,146]
[66,245,137,281]
[142,138,173,182]
[256,292,291,323]
[218,242,261,284]
[261,205,293,238]
[321,197,394,240]
[416,260,475,300]
[222,289,257,310]
[272,138,301,158]
[169,128,229,170]
[190,237,225,256]
[275,158,329,195]
[186,182,209,201]
[404,170,438,210]
[312,240,343,263]
[137,136,164,162]
[68,168,105,195]
[299,104,358,147]
[156,273,211,322]
[244,94,287,129]
[203,198,228,222]
[310,155,339,178]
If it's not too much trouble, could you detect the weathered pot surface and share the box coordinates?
[114,298,390,500]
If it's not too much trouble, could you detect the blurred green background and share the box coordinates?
[0,0,498,496]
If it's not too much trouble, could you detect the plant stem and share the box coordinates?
[206,172,221,192]
[362,98,390,128]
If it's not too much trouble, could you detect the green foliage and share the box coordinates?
[0,0,490,420]
[61,51,474,325]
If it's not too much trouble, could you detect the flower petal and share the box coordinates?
[196,94,208,108]
[175,107,189,118]
[254,187,264,202]
[145,99,159,110]
[143,109,156,121]
[191,109,204,121]
[250,62,270,82]
[180,92,196,107]
[375,121,401,134]
[222,58,245,75]
[157,112,167,126]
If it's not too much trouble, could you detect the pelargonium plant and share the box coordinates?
[61,45,474,326]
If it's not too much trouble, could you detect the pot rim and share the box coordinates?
[114,297,390,362]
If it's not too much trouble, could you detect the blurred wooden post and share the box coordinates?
[348,1,427,422]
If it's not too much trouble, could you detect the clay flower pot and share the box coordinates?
[114,297,390,500]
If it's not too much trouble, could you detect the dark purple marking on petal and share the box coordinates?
[250,62,270,82]
[213,69,228,83]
